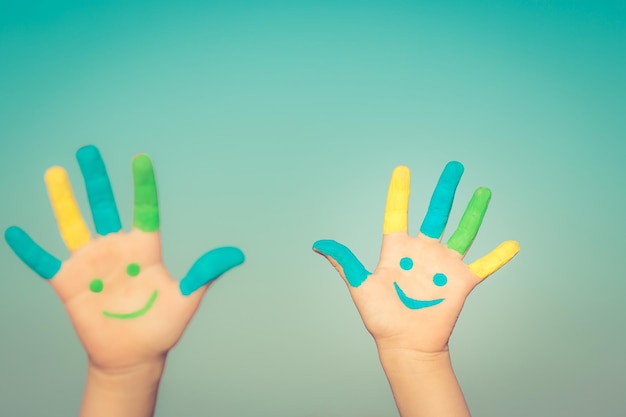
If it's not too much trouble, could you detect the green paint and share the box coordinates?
[132,155,159,232]
[126,263,141,277]
[447,187,491,254]
[89,278,104,293]
[102,290,158,319]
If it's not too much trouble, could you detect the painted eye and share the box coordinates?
[89,278,104,293]
[399,257,413,271]
[433,273,447,287]
[126,263,141,277]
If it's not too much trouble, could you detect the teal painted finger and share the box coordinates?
[420,161,464,238]
[446,187,491,254]
[132,155,159,232]
[179,247,245,296]
[312,239,371,287]
[76,145,121,235]
[4,226,61,279]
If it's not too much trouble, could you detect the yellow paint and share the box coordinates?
[45,166,91,251]
[383,165,410,234]
[469,240,520,279]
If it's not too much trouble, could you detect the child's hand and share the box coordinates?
[5,145,244,371]
[313,162,519,355]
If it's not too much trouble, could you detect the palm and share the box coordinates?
[349,234,477,353]
[314,162,519,354]
[54,231,200,368]
[5,145,243,370]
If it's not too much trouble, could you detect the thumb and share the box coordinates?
[312,239,370,288]
[179,247,245,296]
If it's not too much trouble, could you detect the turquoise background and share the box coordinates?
[1,1,624,416]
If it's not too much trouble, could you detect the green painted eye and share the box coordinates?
[89,278,104,293]
[126,263,141,277]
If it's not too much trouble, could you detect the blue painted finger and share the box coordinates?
[76,145,121,235]
[419,161,464,239]
[312,239,371,287]
[4,226,61,279]
[179,247,245,296]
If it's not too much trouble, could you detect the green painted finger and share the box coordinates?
[132,155,159,232]
[446,187,491,254]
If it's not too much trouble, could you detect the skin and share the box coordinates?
[5,145,244,417]
[314,161,520,417]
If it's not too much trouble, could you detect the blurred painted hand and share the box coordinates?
[313,162,519,354]
[5,145,244,370]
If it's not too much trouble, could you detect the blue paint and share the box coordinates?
[179,247,245,296]
[433,273,448,287]
[393,282,444,310]
[312,240,371,287]
[399,257,413,270]
[76,145,121,235]
[420,161,464,239]
[4,226,61,279]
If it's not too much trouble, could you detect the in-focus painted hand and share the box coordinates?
[5,145,244,371]
[313,162,519,354]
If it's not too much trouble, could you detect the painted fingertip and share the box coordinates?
[5,226,61,279]
[179,247,245,296]
[76,144,100,160]
[43,165,66,184]
[132,154,159,233]
[446,160,464,172]
[312,239,339,255]
[392,165,410,177]
[312,239,370,287]
[132,154,153,169]
[475,186,492,199]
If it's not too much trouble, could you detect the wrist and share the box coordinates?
[376,344,453,376]
[80,358,166,417]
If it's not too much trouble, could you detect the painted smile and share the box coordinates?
[102,290,159,319]
[393,282,444,310]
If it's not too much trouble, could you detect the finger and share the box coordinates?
[179,247,245,296]
[383,166,410,235]
[132,155,159,232]
[312,239,370,287]
[446,187,491,255]
[469,240,520,279]
[419,161,464,239]
[5,226,62,279]
[76,145,122,235]
[45,166,91,251]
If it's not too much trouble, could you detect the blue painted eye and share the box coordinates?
[433,273,447,287]
[400,257,413,270]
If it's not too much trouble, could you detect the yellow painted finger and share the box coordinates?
[45,166,91,251]
[469,240,520,279]
[383,165,410,234]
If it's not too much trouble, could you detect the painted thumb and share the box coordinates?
[179,247,245,296]
[312,239,370,288]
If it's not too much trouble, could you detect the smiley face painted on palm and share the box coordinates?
[394,257,447,310]
[313,161,520,311]
[87,262,159,319]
